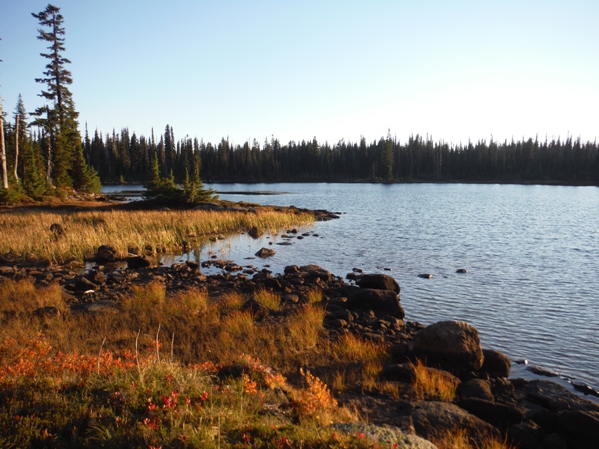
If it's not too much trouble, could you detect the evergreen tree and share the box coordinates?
[31,4,100,192]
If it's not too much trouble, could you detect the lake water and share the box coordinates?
[103,183,599,393]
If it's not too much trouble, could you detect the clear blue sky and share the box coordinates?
[1,0,598,146]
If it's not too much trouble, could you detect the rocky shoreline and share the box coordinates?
[1,254,598,448]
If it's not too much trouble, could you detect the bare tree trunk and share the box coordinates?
[0,103,9,189]
[14,114,19,182]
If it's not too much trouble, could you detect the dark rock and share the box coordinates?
[240,298,271,319]
[248,226,262,238]
[70,300,118,315]
[357,273,400,294]
[380,363,417,383]
[282,293,299,304]
[557,410,599,448]
[346,289,405,319]
[539,433,567,449]
[526,365,559,377]
[458,379,495,402]
[96,245,117,262]
[572,381,599,398]
[284,265,299,274]
[70,276,99,293]
[458,398,524,430]
[50,223,64,236]
[255,248,275,258]
[186,261,200,272]
[299,265,333,282]
[456,268,468,273]
[519,380,599,413]
[409,320,484,375]
[32,306,61,319]
[126,256,157,269]
[394,401,500,443]
[84,269,106,285]
[481,349,511,378]
[508,420,543,449]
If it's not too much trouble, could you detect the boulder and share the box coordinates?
[50,223,64,236]
[299,265,333,282]
[357,273,400,293]
[409,321,484,375]
[126,256,157,269]
[96,245,117,263]
[394,401,500,443]
[240,299,271,319]
[517,380,599,413]
[557,410,599,448]
[248,226,262,238]
[457,379,495,402]
[346,289,405,319]
[32,306,61,319]
[481,349,511,378]
[255,248,275,258]
[458,398,524,430]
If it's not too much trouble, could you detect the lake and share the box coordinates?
[102,183,599,393]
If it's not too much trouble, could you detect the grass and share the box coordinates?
[434,428,518,449]
[411,360,459,402]
[0,276,515,447]
[0,207,315,264]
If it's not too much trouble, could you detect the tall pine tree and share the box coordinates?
[31,4,100,193]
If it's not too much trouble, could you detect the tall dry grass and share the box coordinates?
[0,208,315,263]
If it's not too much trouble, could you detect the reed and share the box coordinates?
[0,207,315,263]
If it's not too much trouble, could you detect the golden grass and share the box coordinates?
[434,428,518,449]
[253,288,281,311]
[0,207,315,263]
[411,359,459,402]
[0,279,520,448]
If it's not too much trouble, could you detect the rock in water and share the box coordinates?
[481,349,511,378]
[346,288,405,319]
[255,248,275,258]
[409,320,484,375]
[357,273,400,293]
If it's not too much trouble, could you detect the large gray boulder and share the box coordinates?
[346,288,405,319]
[409,321,484,375]
[357,273,400,293]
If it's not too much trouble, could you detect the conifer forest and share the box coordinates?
[1,4,598,203]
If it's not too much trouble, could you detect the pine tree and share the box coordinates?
[31,4,100,192]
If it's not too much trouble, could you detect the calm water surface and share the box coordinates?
[104,183,599,392]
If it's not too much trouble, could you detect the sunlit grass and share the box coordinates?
[434,428,518,449]
[0,207,315,264]
[411,359,459,402]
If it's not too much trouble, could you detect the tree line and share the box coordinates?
[80,127,598,186]
[0,4,100,202]
[2,5,598,204]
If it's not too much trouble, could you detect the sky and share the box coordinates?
[1,0,598,147]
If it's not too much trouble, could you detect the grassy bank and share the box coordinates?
[0,207,314,264]
[0,279,516,448]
